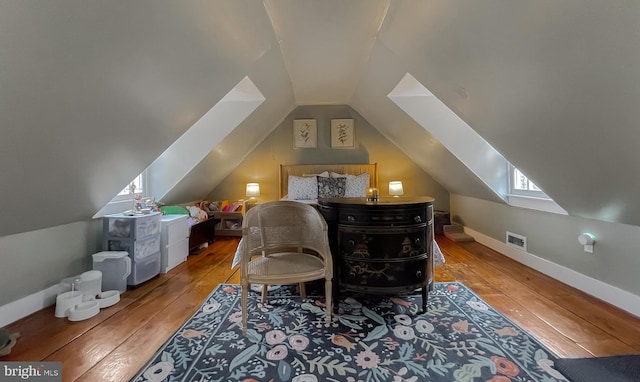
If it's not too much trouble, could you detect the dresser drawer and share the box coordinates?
[338,225,427,259]
[128,251,160,286]
[318,198,434,299]
[338,205,427,226]
[161,215,189,244]
[135,215,161,240]
[106,238,131,254]
[161,237,188,273]
[134,235,161,260]
[339,255,428,292]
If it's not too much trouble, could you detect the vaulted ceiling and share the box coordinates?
[2,0,639,237]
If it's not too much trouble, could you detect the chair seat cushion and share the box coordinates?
[248,252,327,282]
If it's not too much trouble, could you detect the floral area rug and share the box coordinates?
[130,282,567,382]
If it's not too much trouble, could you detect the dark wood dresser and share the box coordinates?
[317,196,434,311]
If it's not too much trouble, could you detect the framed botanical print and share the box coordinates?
[293,119,317,148]
[331,119,355,148]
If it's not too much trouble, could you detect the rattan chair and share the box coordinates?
[240,201,333,333]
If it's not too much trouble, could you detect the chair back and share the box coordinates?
[241,201,332,273]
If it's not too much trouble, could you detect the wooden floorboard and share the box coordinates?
[2,235,639,381]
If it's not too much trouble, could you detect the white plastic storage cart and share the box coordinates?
[160,214,189,273]
[102,212,161,286]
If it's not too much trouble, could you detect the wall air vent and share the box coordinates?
[506,231,527,251]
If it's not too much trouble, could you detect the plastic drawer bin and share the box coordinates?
[133,235,161,260]
[128,252,161,286]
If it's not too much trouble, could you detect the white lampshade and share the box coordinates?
[389,181,404,196]
[246,183,260,198]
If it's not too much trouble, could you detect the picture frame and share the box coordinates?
[331,119,355,148]
[293,119,317,148]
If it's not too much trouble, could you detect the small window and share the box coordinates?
[110,172,148,203]
[505,164,567,215]
[117,174,145,197]
[508,165,549,198]
[93,171,150,218]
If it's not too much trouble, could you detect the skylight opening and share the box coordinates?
[94,76,265,218]
[506,164,567,215]
[116,174,145,196]
[509,166,548,198]
[388,72,567,215]
[388,73,509,200]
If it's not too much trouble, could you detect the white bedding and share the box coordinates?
[279,163,378,199]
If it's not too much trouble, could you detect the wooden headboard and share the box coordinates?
[279,163,378,198]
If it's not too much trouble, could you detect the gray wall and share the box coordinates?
[451,194,640,297]
[208,105,450,211]
[0,104,448,313]
[0,220,102,306]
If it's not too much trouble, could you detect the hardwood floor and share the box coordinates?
[3,236,640,381]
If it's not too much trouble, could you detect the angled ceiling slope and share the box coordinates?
[264,0,390,105]
[146,76,265,201]
[94,76,265,217]
[389,73,509,201]
[389,73,567,215]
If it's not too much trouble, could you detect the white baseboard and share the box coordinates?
[3,226,640,326]
[464,227,640,318]
[0,284,59,327]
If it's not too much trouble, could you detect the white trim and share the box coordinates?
[5,225,639,326]
[506,164,567,215]
[388,73,510,202]
[506,194,568,215]
[463,226,640,318]
[93,199,135,219]
[507,164,549,198]
[0,284,59,327]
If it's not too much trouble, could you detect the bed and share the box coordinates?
[233,163,445,268]
[279,163,378,202]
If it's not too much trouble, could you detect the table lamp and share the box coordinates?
[389,181,404,197]
[246,183,260,203]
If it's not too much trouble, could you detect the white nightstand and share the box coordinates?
[160,214,189,273]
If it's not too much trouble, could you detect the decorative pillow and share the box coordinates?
[317,176,346,198]
[288,175,318,200]
[330,172,369,197]
[160,205,190,215]
[346,172,369,197]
